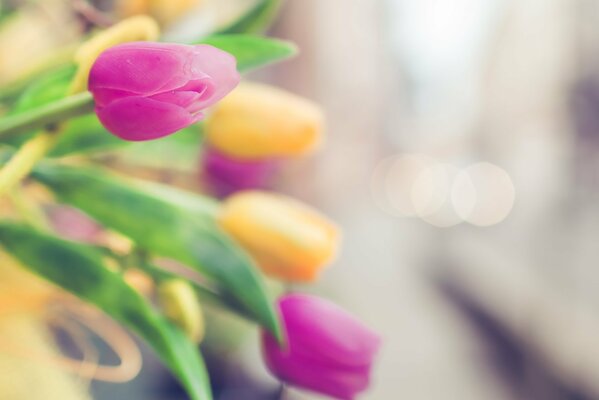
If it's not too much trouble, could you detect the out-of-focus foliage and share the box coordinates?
[0,1,78,87]
[0,222,212,400]
[31,163,282,341]
[217,0,282,34]
[0,2,299,399]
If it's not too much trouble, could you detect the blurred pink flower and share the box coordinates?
[201,146,280,198]
[48,205,102,243]
[262,294,380,400]
[88,42,239,141]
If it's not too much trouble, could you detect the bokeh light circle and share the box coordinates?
[451,162,515,226]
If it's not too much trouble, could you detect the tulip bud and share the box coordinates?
[88,42,240,141]
[201,146,280,198]
[158,279,204,343]
[262,294,380,400]
[205,83,324,159]
[218,191,339,282]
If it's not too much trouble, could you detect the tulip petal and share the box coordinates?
[176,79,217,111]
[89,42,192,95]
[281,294,381,368]
[263,331,373,400]
[91,88,139,108]
[187,45,240,108]
[96,96,200,141]
[150,91,203,111]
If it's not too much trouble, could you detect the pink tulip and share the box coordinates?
[262,294,380,400]
[88,42,240,141]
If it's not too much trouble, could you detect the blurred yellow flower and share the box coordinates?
[218,191,339,282]
[206,83,324,160]
[0,316,92,400]
[159,279,205,343]
[0,255,90,399]
[116,0,201,26]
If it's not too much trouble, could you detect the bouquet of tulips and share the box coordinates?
[0,1,379,399]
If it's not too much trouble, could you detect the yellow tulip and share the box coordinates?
[206,83,324,160]
[218,191,339,282]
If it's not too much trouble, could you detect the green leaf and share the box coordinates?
[136,179,220,216]
[216,0,283,35]
[199,34,297,72]
[0,222,212,400]
[11,64,76,114]
[31,163,282,342]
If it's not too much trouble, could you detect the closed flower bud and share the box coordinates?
[88,42,240,141]
[262,294,380,400]
[158,279,204,343]
[218,191,339,282]
[205,83,324,159]
[201,146,280,198]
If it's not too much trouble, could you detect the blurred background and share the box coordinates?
[4,0,599,399]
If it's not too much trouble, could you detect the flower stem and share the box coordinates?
[0,92,94,139]
[0,131,58,197]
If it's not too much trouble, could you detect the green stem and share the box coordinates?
[0,92,95,139]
